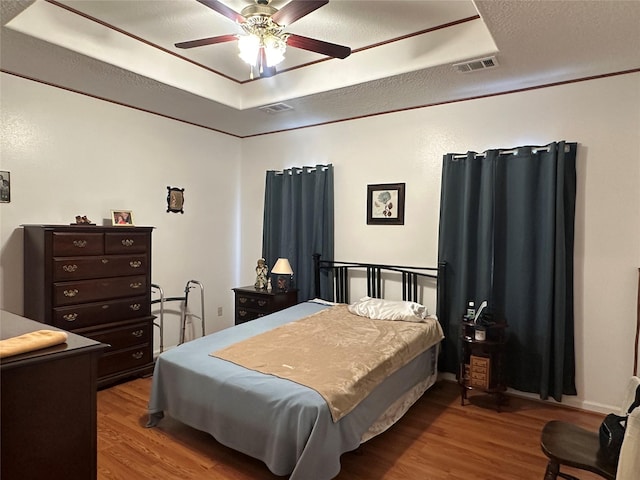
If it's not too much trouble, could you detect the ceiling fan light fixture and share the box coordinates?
[238,15,288,69]
[175,0,350,78]
[263,35,286,67]
[238,34,261,66]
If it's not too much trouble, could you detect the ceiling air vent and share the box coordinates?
[453,56,499,73]
[259,102,294,114]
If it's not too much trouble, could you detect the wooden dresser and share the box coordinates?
[1,310,105,480]
[23,224,154,387]
[232,286,298,325]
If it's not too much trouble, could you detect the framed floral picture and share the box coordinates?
[367,183,405,225]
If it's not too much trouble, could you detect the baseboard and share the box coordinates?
[437,372,616,414]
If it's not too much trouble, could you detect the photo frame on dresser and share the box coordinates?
[111,210,134,226]
[367,183,405,225]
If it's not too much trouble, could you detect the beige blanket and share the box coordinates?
[211,305,444,422]
[0,330,68,359]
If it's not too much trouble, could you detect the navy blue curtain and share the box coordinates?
[438,142,577,401]
[262,165,334,302]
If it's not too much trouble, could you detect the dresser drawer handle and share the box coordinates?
[129,260,142,268]
[131,351,144,360]
[239,297,248,304]
[62,264,78,272]
[258,300,267,307]
[129,282,143,289]
[121,239,135,247]
[129,303,141,311]
[63,289,79,297]
[72,240,87,248]
[63,313,78,321]
[238,310,247,317]
[101,304,109,310]
[132,330,144,338]
[102,258,109,264]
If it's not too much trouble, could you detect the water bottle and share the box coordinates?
[466,301,476,321]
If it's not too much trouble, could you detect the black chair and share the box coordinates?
[540,420,616,479]
[540,376,640,480]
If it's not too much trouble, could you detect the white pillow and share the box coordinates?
[309,298,341,306]
[348,296,429,322]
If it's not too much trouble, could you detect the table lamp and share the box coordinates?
[271,258,293,292]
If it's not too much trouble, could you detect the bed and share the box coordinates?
[147,258,446,479]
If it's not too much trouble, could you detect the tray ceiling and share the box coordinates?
[1,0,639,137]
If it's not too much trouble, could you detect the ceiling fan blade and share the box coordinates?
[272,0,328,26]
[196,0,245,24]
[287,34,351,59]
[175,34,238,49]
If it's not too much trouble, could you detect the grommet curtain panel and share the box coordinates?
[262,164,334,302]
[438,142,578,401]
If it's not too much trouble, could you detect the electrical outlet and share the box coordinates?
[217,306,223,316]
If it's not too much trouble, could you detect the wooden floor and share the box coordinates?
[97,378,606,480]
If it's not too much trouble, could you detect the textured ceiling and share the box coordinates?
[1,0,640,137]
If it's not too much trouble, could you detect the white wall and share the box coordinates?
[0,73,242,350]
[1,70,639,413]
[240,73,640,412]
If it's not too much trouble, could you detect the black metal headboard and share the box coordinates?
[313,254,446,319]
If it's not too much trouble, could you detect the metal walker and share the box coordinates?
[151,280,205,353]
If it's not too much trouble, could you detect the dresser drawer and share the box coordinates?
[89,321,152,351]
[98,343,152,378]
[233,287,298,326]
[52,296,150,329]
[236,308,264,324]
[236,293,274,312]
[53,254,148,281]
[53,275,148,306]
[52,232,104,256]
[105,232,149,254]
[470,355,490,389]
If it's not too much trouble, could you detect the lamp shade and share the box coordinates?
[271,258,293,275]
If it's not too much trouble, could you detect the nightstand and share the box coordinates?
[459,319,508,410]
[232,286,298,325]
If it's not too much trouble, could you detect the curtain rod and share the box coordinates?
[271,165,331,175]
[451,143,571,160]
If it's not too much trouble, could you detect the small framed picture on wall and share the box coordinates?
[0,171,10,203]
[167,186,185,214]
[367,183,405,225]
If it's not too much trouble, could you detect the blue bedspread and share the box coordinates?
[148,301,438,479]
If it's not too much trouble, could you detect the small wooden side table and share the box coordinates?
[459,319,508,410]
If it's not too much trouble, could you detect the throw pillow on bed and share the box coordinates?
[348,296,429,322]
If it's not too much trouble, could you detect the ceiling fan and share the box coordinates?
[175,0,351,78]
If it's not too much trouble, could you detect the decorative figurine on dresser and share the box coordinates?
[22,224,155,388]
[255,257,268,289]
